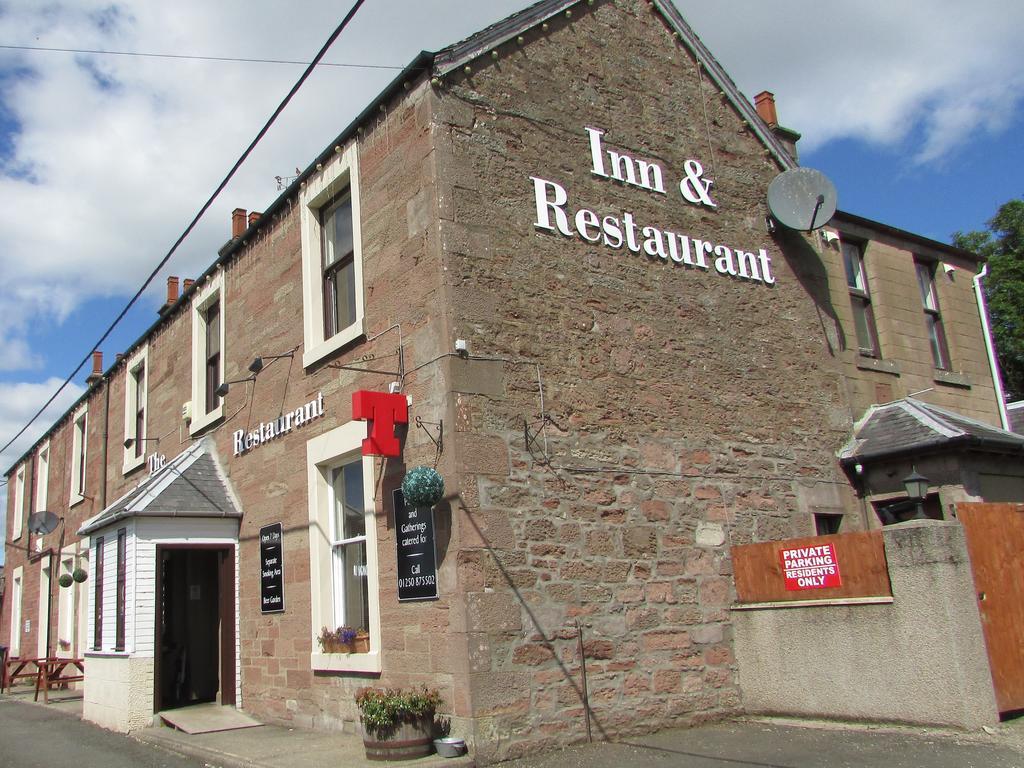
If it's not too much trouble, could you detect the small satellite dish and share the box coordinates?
[767,167,838,232]
[28,510,60,535]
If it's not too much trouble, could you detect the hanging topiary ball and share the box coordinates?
[58,574,74,589]
[401,466,445,508]
[72,567,88,583]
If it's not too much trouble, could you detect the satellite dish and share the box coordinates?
[767,167,838,231]
[28,510,60,535]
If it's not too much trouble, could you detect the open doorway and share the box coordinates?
[155,546,235,713]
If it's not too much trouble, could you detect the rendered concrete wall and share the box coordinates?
[83,655,155,732]
[732,520,998,729]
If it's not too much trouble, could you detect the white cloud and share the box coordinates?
[674,0,1024,161]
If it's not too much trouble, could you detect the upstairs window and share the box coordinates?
[842,239,880,358]
[12,463,25,540]
[122,346,149,473]
[916,261,951,370]
[34,443,49,552]
[321,192,357,340]
[190,272,225,435]
[70,404,88,506]
[300,143,364,368]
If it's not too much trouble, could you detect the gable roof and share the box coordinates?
[433,0,797,172]
[838,398,1024,464]
[78,438,241,536]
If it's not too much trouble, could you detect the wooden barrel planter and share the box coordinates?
[362,714,434,761]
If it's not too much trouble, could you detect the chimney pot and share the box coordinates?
[754,91,778,127]
[248,211,262,227]
[232,208,247,239]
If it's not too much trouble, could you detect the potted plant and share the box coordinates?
[317,626,357,654]
[352,629,370,654]
[356,686,442,761]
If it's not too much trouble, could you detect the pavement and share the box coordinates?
[3,683,1024,768]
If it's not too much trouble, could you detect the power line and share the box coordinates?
[0,42,402,70]
[0,0,368,460]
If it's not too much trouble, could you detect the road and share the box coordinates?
[0,697,205,768]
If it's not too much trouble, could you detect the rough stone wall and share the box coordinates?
[432,0,856,760]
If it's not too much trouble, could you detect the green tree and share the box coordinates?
[953,199,1024,401]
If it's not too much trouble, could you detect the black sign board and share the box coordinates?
[260,522,285,613]
[393,489,439,601]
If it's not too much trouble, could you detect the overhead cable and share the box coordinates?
[0,42,401,70]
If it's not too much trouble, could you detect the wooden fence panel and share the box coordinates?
[732,530,891,604]
[957,502,1024,714]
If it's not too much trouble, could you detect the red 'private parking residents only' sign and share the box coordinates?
[780,543,842,590]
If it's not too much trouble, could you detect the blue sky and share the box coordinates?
[1,0,1023,560]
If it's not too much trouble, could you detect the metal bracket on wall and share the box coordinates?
[414,416,443,455]
[523,415,554,464]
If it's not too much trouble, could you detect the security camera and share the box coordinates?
[942,262,955,276]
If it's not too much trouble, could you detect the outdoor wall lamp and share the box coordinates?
[902,467,930,520]
[248,349,296,375]
[215,375,255,399]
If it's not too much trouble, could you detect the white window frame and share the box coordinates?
[122,346,149,473]
[300,143,365,369]
[70,403,88,506]
[56,544,78,658]
[12,463,25,540]
[190,271,225,435]
[37,560,50,658]
[34,441,50,552]
[306,420,381,673]
[9,566,23,656]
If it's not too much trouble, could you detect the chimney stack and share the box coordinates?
[753,90,800,164]
[183,278,195,293]
[754,91,778,127]
[232,208,247,239]
[159,276,180,315]
[248,211,262,228]
[86,351,103,386]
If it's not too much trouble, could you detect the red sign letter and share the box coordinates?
[352,390,408,457]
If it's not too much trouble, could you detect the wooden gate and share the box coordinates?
[958,503,1024,714]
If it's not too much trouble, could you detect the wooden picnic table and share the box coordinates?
[34,657,85,703]
[2,656,44,694]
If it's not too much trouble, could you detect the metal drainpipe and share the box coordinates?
[973,265,1010,430]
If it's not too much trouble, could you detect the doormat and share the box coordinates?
[159,703,263,734]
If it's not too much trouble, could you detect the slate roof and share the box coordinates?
[78,439,241,535]
[838,398,1024,463]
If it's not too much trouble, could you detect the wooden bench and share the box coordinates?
[34,657,85,703]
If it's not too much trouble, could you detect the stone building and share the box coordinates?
[2,0,1019,762]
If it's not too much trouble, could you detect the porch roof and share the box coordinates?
[78,438,241,536]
